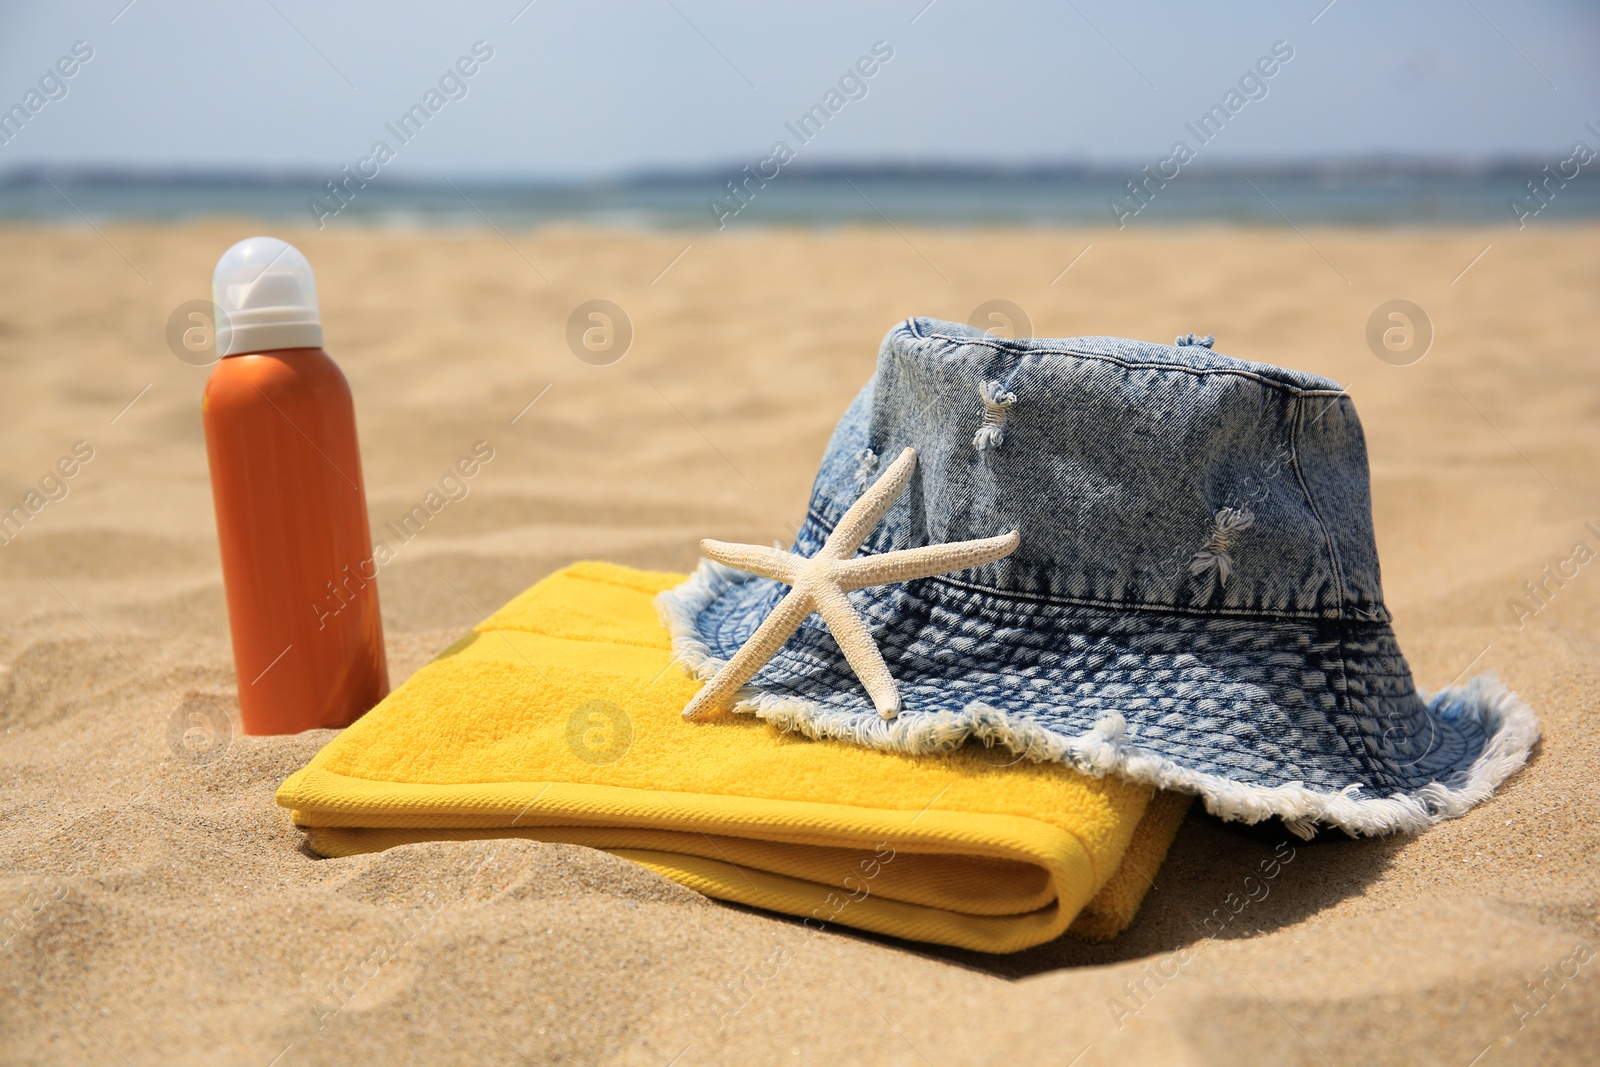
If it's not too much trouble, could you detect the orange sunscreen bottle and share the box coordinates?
[202,237,388,734]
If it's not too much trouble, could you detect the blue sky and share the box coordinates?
[1,0,1596,179]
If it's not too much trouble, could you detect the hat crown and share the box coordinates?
[808,318,1384,622]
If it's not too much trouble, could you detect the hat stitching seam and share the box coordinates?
[918,571,1366,624]
[801,504,1381,623]
[906,326,1345,398]
[1288,393,1365,774]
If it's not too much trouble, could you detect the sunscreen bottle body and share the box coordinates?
[203,346,388,733]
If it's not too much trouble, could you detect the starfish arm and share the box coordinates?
[680,588,815,719]
[820,447,917,560]
[812,585,902,719]
[699,539,800,584]
[832,531,1021,590]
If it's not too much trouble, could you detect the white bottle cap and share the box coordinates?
[212,236,325,356]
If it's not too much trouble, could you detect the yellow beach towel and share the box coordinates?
[276,562,1190,953]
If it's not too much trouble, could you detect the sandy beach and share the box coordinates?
[2,222,1597,1065]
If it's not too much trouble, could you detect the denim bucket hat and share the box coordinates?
[659,319,1539,838]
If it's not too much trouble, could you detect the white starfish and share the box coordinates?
[681,447,1020,721]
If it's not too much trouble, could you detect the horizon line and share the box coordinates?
[0,155,1570,189]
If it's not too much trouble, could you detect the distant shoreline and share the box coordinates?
[1,162,1596,227]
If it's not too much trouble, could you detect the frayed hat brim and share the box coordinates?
[658,559,1540,839]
